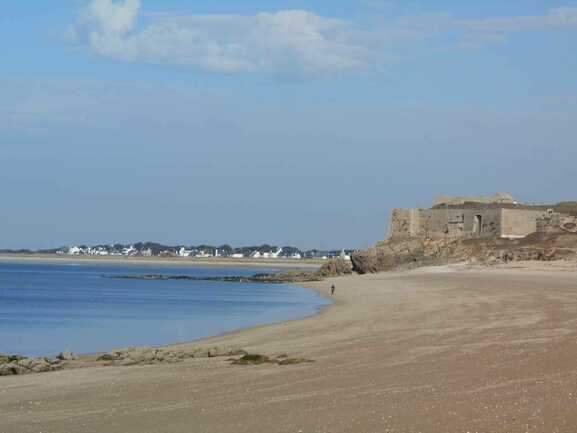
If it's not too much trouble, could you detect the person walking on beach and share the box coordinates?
[331,284,335,296]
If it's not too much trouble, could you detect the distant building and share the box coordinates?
[339,249,351,261]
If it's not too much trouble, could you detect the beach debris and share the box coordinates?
[276,358,314,366]
[231,354,272,365]
[231,353,314,366]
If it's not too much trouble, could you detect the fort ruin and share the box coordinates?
[389,193,577,240]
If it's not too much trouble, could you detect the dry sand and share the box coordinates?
[2,264,577,433]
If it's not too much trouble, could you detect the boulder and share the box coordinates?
[0,357,62,376]
[0,354,26,364]
[57,351,78,361]
[96,353,116,362]
[317,259,353,277]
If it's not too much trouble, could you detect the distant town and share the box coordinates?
[0,243,357,261]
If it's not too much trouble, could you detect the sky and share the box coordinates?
[1,0,577,250]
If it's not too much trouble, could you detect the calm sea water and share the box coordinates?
[0,261,330,357]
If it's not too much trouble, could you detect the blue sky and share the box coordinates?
[1,1,577,249]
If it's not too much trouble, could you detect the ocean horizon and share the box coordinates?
[0,261,330,358]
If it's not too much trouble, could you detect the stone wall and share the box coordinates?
[388,208,549,240]
[500,209,546,239]
[389,209,420,238]
[388,208,502,239]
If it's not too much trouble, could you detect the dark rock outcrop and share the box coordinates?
[231,353,314,366]
[317,259,353,277]
[110,272,323,284]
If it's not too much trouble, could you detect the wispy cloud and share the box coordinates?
[459,7,577,33]
[69,1,577,75]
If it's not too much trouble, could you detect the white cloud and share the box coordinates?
[70,2,577,75]
[72,1,372,75]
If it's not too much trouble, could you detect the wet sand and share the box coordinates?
[2,264,577,433]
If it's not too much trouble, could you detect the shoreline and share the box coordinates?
[3,262,577,432]
[0,253,324,269]
[0,261,332,360]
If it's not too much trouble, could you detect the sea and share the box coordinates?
[0,261,330,358]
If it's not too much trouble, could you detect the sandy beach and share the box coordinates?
[2,264,577,433]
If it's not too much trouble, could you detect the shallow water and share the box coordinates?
[0,261,330,357]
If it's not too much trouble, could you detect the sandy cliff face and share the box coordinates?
[351,232,577,274]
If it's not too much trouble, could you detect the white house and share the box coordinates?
[67,246,82,255]
[178,247,192,257]
[231,253,244,258]
[122,245,137,256]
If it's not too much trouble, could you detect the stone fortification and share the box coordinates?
[389,193,547,240]
[351,194,577,274]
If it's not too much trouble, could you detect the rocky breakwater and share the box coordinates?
[0,351,78,376]
[0,346,249,376]
[111,259,353,283]
[351,232,577,274]
[95,346,247,366]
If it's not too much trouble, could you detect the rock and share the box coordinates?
[352,232,577,274]
[0,357,62,376]
[0,364,18,376]
[230,353,314,366]
[317,259,353,277]
[27,358,53,373]
[191,346,247,359]
[91,345,249,367]
[97,353,116,362]
[57,351,78,361]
